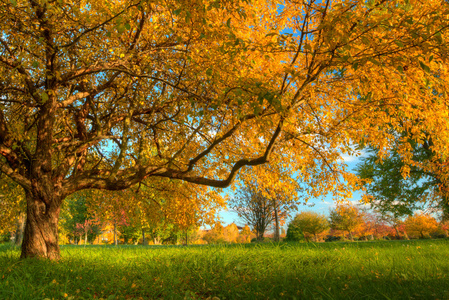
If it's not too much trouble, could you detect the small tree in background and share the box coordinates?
[405,213,439,239]
[223,223,240,243]
[75,219,99,246]
[235,166,301,242]
[329,204,365,241]
[286,212,329,242]
[374,211,408,240]
[60,194,101,245]
[362,212,395,240]
[237,225,255,243]
[439,219,449,238]
[230,186,276,241]
[285,220,305,242]
[118,221,141,245]
[203,223,226,244]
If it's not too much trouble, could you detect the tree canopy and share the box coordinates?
[0,0,448,259]
[405,213,439,239]
[329,203,365,240]
[286,211,329,242]
[356,141,439,218]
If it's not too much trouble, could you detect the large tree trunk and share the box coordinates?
[21,191,61,260]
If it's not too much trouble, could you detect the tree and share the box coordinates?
[1,0,448,259]
[287,211,329,242]
[235,165,300,241]
[203,222,226,244]
[237,224,254,243]
[285,220,305,242]
[223,223,240,243]
[230,184,290,241]
[59,193,100,244]
[438,219,449,238]
[329,204,365,241]
[75,219,99,245]
[356,138,446,219]
[372,210,407,240]
[359,211,396,240]
[405,213,439,239]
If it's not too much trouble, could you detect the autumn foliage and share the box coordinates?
[0,0,448,258]
[404,213,439,239]
[286,211,329,242]
[329,204,365,241]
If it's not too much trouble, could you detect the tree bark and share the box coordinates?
[20,191,61,260]
[404,230,409,240]
[393,225,401,240]
[142,228,146,245]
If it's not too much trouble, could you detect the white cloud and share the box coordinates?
[337,149,367,164]
[339,153,359,163]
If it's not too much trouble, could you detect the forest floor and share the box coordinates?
[1,239,448,299]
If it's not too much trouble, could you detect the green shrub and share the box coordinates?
[285,221,305,242]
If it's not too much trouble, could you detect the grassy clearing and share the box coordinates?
[1,239,449,299]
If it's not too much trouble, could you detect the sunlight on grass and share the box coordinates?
[1,240,449,299]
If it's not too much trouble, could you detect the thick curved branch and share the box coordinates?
[158,118,284,188]
[61,115,284,194]
[0,161,31,190]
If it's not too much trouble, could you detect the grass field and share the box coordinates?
[1,239,449,299]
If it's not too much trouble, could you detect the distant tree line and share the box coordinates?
[285,203,446,242]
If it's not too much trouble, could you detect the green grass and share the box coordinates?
[1,239,449,299]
